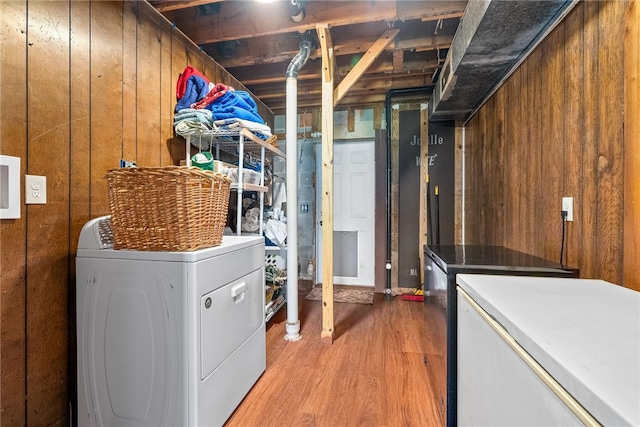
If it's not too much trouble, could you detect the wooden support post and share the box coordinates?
[390,105,400,291]
[419,104,429,287]
[317,23,335,344]
[373,104,383,130]
[624,0,640,291]
[393,50,404,72]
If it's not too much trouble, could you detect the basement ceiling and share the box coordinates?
[150,0,467,114]
[150,0,574,119]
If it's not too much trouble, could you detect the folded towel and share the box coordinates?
[191,83,234,110]
[175,75,210,112]
[214,118,272,138]
[207,91,265,124]
[210,105,265,125]
[214,90,257,111]
[174,108,213,125]
[176,66,209,100]
[174,120,213,138]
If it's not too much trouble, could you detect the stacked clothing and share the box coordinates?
[175,67,211,112]
[214,118,272,140]
[173,108,213,139]
[174,66,266,124]
[208,90,264,124]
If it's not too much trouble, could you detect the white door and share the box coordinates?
[316,140,375,286]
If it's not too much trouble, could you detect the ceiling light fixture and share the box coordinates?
[287,0,308,23]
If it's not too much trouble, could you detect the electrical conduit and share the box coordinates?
[284,36,311,341]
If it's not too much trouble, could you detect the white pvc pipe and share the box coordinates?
[284,75,301,341]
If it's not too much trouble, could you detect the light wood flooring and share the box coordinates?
[225,290,447,426]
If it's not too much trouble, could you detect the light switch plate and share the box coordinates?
[562,196,573,222]
[25,175,46,204]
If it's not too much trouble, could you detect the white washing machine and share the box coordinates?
[76,216,266,426]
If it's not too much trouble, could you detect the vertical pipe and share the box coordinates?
[237,135,244,235]
[284,37,311,341]
[435,185,441,245]
[285,75,300,341]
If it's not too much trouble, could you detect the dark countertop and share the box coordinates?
[424,245,578,276]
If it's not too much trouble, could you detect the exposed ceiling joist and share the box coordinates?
[151,0,224,13]
[151,1,464,112]
[166,1,467,44]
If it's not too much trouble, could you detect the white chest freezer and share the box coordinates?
[456,274,640,426]
[76,216,266,426]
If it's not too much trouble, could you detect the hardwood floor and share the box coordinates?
[225,292,446,427]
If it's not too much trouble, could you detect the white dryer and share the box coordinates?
[76,216,266,426]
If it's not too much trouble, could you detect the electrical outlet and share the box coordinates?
[562,197,573,222]
[25,175,46,204]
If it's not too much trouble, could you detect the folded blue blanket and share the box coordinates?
[211,105,264,124]
[207,91,265,124]
[175,75,210,112]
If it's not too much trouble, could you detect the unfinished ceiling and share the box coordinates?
[151,0,466,114]
[150,0,575,120]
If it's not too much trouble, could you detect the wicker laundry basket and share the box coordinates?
[104,166,231,251]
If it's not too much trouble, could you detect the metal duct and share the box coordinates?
[284,35,312,342]
[430,0,578,121]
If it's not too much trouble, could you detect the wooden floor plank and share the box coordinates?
[225,293,442,427]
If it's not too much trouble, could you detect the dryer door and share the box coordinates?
[200,267,264,380]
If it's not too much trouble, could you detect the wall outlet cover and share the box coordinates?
[25,175,46,204]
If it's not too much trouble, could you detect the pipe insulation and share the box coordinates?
[284,37,311,342]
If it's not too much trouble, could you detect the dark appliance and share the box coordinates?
[423,245,579,427]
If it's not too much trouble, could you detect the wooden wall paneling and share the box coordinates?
[464,116,476,244]
[171,37,189,162]
[516,65,527,252]
[476,101,487,244]
[493,89,506,247]
[580,0,601,279]
[136,8,163,167]
[520,58,534,254]
[527,46,541,259]
[0,1,27,423]
[161,28,176,165]
[596,0,625,285]
[454,123,463,244]
[501,71,515,249]
[484,97,495,245]
[540,25,564,263]
[187,44,206,76]
[90,1,124,217]
[26,1,71,424]
[122,1,138,164]
[624,0,640,290]
[563,3,585,271]
[68,1,91,421]
[481,99,491,244]
[506,70,523,250]
[69,0,91,271]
